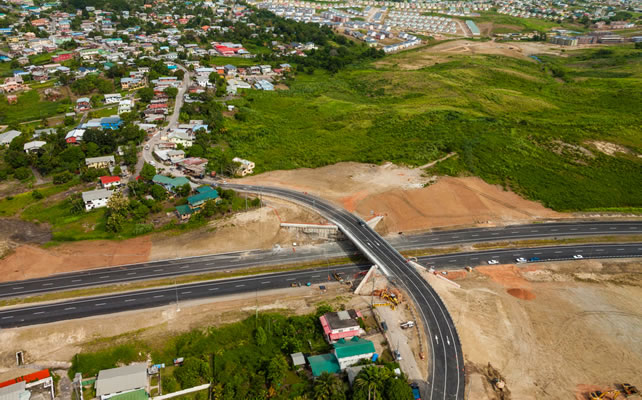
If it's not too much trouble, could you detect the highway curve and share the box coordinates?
[221,183,466,400]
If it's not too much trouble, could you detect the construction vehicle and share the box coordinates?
[589,390,620,400]
[373,302,395,310]
[620,384,638,396]
[333,272,344,282]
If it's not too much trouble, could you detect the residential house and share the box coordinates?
[152,174,190,192]
[85,155,115,169]
[95,363,148,400]
[23,140,46,153]
[82,189,113,211]
[65,128,85,144]
[99,175,121,189]
[168,149,185,163]
[75,97,91,112]
[120,77,145,90]
[118,99,133,114]
[320,310,364,343]
[167,129,193,147]
[100,116,123,130]
[0,129,21,146]
[104,93,122,104]
[187,186,219,209]
[333,337,376,369]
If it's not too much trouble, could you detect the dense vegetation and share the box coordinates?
[223,45,642,211]
[69,309,410,400]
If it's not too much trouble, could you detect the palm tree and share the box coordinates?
[353,366,391,400]
[313,372,344,400]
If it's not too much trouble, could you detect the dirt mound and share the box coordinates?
[444,270,467,280]
[506,288,536,300]
[0,218,51,244]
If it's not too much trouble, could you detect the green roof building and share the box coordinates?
[187,189,219,208]
[152,175,190,192]
[175,204,194,220]
[333,337,376,369]
[109,389,149,400]
[308,354,341,377]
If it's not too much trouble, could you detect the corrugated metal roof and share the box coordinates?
[307,354,340,377]
[333,337,375,359]
[95,364,147,397]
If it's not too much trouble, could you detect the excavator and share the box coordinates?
[620,384,639,396]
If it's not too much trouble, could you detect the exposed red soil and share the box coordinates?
[506,287,536,300]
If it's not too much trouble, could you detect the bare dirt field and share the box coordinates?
[236,162,563,233]
[375,40,569,70]
[422,259,642,399]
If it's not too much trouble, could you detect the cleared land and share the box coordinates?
[425,260,642,399]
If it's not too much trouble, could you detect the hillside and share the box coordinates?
[224,44,642,211]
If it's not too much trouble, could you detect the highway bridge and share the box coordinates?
[1,221,639,299]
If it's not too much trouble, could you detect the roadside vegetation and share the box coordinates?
[69,309,411,400]
[223,45,642,211]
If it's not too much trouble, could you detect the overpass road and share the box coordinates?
[1,221,640,299]
[221,183,466,400]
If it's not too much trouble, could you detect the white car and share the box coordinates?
[573,254,584,259]
[515,257,527,263]
[487,260,499,265]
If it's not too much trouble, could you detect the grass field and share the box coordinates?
[224,45,642,211]
[470,11,586,32]
[0,90,67,125]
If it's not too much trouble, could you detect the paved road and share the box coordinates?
[1,243,640,330]
[1,221,640,299]
[0,264,364,329]
[220,183,466,400]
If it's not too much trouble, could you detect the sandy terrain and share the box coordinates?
[236,162,563,233]
[423,259,642,399]
[375,40,569,70]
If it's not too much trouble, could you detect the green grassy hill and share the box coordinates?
[224,45,642,211]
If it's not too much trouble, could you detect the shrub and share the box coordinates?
[14,167,32,181]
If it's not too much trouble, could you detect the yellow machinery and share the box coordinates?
[373,302,395,310]
[589,390,620,400]
[620,384,638,396]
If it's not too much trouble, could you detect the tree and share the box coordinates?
[107,191,129,216]
[164,86,178,98]
[313,372,345,400]
[636,42,642,50]
[53,171,74,184]
[150,184,167,201]
[140,162,156,181]
[174,357,211,389]
[14,167,31,180]
[176,183,191,197]
[255,326,267,346]
[138,87,155,103]
[113,165,122,176]
[353,366,391,400]
[267,354,288,387]
[106,213,125,232]
[384,378,414,400]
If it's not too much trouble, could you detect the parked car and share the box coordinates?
[381,321,388,332]
[573,254,584,259]
[529,257,540,262]
[487,260,499,265]
[393,350,402,361]
[515,257,527,263]
[410,383,421,400]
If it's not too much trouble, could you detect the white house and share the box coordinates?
[95,364,148,400]
[232,157,255,176]
[23,140,47,153]
[167,129,193,148]
[104,93,122,104]
[81,189,113,211]
[0,129,21,146]
[118,99,133,114]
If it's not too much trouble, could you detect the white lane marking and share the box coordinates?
[153,269,163,272]
[99,276,110,279]
[95,303,107,306]
[33,311,45,315]
[530,230,538,232]
[180,266,189,269]
[125,299,136,302]
[71,279,82,283]
[551,229,558,232]
[534,252,542,255]
[434,335,439,344]
[235,284,245,287]
[596,249,604,252]
[64,307,76,310]
[12,286,24,290]
[590,228,598,230]
[311,275,320,278]
[43,283,53,286]
[286,278,295,281]
[261,281,270,284]
[470,257,478,260]
[471,234,479,237]
[2,316,14,319]
[554,251,562,254]
[609,227,617,230]
[153,295,164,298]
[617,248,625,251]
[127,272,136,275]
[570,228,578,231]
[208,288,218,291]
[181,291,192,294]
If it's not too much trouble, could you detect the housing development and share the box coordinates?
[0,0,640,398]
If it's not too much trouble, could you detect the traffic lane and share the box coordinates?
[0,247,360,298]
[0,265,367,329]
[418,243,642,268]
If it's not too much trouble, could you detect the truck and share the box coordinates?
[381,321,388,332]
[410,383,421,400]
[400,321,415,329]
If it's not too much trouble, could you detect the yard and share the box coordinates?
[0,90,68,124]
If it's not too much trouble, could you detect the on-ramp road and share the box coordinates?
[221,183,466,400]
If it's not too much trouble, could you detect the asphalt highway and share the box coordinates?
[1,221,640,299]
[221,184,467,400]
[0,265,366,329]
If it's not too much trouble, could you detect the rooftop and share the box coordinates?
[333,337,375,359]
[95,363,147,397]
[307,354,340,377]
[187,189,219,206]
